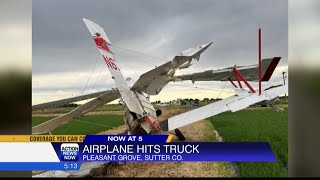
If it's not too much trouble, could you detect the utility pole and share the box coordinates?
[258,28,262,95]
[282,71,287,85]
[282,71,287,100]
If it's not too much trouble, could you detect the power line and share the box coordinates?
[216,81,228,99]
[92,61,105,89]
[168,83,234,93]
[113,53,139,87]
[81,54,100,94]
[111,44,167,63]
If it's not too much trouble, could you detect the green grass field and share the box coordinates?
[32,115,124,135]
[209,108,288,177]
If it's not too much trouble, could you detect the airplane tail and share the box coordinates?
[83,18,112,46]
[83,18,144,116]
[261,57,281,81]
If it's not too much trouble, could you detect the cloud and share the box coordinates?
[32,0,288,104]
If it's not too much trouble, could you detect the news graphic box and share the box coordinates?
[0,134,276,171]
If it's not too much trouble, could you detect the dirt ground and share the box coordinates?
[97,107,237,178]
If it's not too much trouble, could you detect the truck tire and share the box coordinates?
[174,128,185,141]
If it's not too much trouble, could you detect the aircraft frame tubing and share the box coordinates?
[228,77,238,88]
[232,67,256,93]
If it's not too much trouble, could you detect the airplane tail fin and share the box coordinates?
[261,57,281,81]
[83,18,112,45]
[83,18,144,116]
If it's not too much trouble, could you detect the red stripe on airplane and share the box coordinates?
[261,57,281,81]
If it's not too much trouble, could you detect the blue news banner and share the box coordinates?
[0,135,276,171]
[49,134,276,171]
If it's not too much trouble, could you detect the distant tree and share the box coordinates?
[59,103,79,108]
[194,99,200,106]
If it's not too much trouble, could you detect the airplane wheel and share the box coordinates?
[174,128,185,141]
[156,109,162,117]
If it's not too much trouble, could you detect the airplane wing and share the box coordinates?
[160,83,288,131]
[174,57,281,83]
[32,90,121,134]
[131,42,213,95]
[32,90,115,111]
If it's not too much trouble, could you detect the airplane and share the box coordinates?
[32,18,288,141]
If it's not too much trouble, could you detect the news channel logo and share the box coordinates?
[60,143,79,161]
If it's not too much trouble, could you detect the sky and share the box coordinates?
[0,0,31,72]
[289,0,320,68]
[32,0,289,105]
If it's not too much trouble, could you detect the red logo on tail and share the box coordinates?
[93,35,112,53]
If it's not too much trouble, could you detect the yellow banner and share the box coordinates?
[0,135,85,142]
